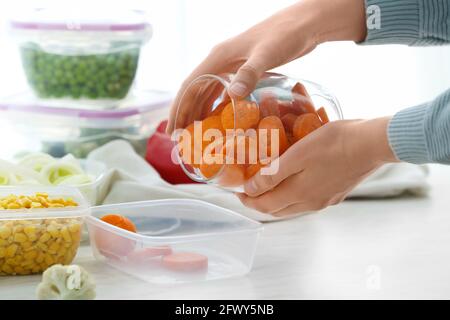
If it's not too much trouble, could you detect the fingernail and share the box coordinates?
[229,82,247,97]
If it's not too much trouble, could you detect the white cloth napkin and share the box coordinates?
[88,140,430,222]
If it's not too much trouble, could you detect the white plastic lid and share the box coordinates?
[10,8,150,32]
[0,90,172,120]
[9,8,152,43]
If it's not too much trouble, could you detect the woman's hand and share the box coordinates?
[166,0,367,133]
[237,117,398,216]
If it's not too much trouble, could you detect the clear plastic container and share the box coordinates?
[9,8,152,106]
[174,72,343,192]
[0,159,107,206]
[0,186,89,275]
[0,90,171,159]
[85,199,263,284]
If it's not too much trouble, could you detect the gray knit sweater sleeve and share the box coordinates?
[363,0,450,164]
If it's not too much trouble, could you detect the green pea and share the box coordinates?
[20,43,140,100]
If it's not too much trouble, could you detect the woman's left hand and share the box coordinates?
[237,117,398,217]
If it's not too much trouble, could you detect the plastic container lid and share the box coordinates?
[9,8,153,46]
[0,90,172,121]
[10,8,152,33]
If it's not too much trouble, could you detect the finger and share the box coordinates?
[238,171,309,213]
[166,50,229,134]
[271,202,317,217]
[243,144,304,197]
[228,54,268,100]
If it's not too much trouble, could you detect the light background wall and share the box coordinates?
[0,0,449,156]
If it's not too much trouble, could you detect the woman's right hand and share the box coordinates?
[166,0,367,133]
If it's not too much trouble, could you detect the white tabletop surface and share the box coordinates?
[3,164,450,300]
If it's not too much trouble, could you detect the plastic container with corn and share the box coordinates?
[0,187,89,276]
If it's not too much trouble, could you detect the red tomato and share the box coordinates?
[146,120,198,185]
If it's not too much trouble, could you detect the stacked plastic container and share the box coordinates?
[2,8,171,158]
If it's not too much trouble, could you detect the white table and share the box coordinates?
[3,164,450,300]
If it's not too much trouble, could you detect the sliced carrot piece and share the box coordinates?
[292,94,316,114]
[293,113,322,141]
[209,97,230,117]
[101,214,137,233]
[317,106,330,124]
[281,113,298,133]
[221,100,260,130]
[292,82,311,98]
[258,116,289,158]
[199,161,222,179]
[127,246,173,263]
[162,252,208,272]
[292,81,316,114]
[278,100,300,117]
[259,91,280,118]
[222,135,258,165]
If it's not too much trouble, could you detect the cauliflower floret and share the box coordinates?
[36,264,96,300]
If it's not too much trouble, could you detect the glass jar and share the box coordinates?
[173,73,343,192]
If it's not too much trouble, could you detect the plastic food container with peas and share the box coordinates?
[0,187,89,276]
[9,8,152,107]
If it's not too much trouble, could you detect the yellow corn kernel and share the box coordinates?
[39,232,51,243]
[2,264,13,274]
[0,239,7,246]
[18,198,32,209]
[47,225,60,238]
[12,255,23,265]
[36,192,48,198]
[31,265,41,273]
[31,202,43,208]
[37,243,48,251]
[13,232,27,243]
[23,225,36,238]
[57,246,67,257]
[5,244,18,258]
[13,225,23,233]
[60,227,71,242]
[22,241,34,251]
[21,259,34,267]
[48,242,60,254]
[0,226,11,239]
[0,247,5,258]
[36,252,45,264]
[14,266,25,274]
[24,250,37,260]
[68,223,81,233]
[7,202,21,210]
[5,258,16,266]
[44,254,54,266]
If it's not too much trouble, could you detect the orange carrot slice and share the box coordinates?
[221,100,260,130]
[281,113,298,133]
[258,116,289,157]
[162,252,208,272]
[293,113,322,141]
[317,106,330,124]
[259,91,280,118]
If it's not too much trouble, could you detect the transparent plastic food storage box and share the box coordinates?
[9,8,152,107]
[0,186,89,276]
[0,90,171,159]
[85,199,263,284]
